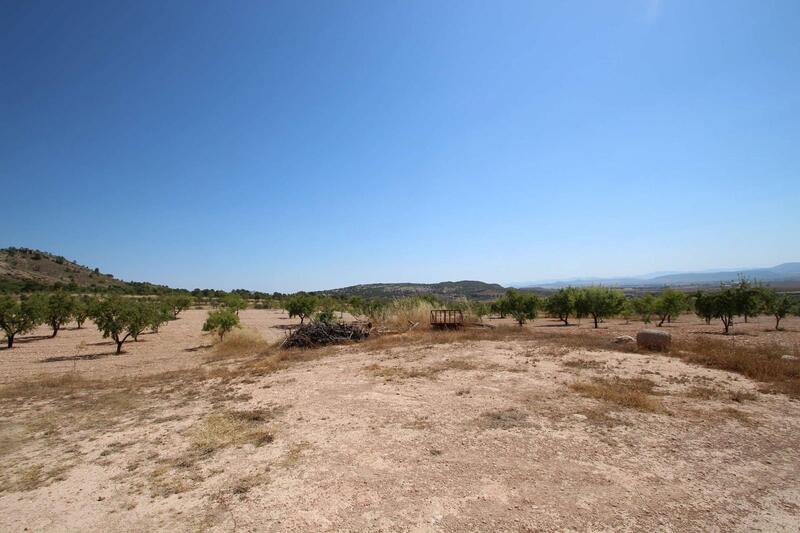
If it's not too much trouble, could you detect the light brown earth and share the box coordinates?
[1,310,799,531]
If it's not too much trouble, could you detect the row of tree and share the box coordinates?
[0,293,193,351]
[491,281,798,334]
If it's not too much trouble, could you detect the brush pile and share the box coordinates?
[282,321,370,349]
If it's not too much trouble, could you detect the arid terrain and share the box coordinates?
[1,310,799,531]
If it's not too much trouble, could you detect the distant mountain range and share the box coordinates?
[4,247,798,299]
[513,263,800,289]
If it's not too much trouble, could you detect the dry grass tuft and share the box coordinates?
[191,411,274,454]
[364,358,481,381]
[0,462,71,494]
[674,337,800,398]
[0,373,98,400]
[686,385,758,402]
[282,442,311,466]
[719,407,756,426]
[570,378,665,413]
[207,328,271,361]
[563,359,606,370]
[402,416,433,430]
[476,407,529,430]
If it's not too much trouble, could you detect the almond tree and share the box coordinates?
[44,291,75,337]
[202,308,240,340]
[498,289,540,326]
[285,293,318,325]
[654,288,688,327]
[89,296,137,354]
[580,287,625,328]
[166,294,193,319]
[0,296,41,348]
[762,290,795,330]
[545,288,575,325]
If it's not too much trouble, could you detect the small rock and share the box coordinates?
[781,354,798,361]
[614,335,635,344]
[97,496,105,501]
[572,414,588,421]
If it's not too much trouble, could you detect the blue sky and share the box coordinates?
[2,0,798,292]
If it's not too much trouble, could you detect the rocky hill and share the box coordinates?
[0,247,172,293]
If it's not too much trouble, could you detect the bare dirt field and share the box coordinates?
[1,311,799,531]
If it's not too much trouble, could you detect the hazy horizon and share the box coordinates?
[3,1,799,292]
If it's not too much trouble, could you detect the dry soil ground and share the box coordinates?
[1,310,799,532]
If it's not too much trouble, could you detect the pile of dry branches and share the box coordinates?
[281,321,370,348]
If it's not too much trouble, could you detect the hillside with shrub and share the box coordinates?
[0,247,176,294]
[318,280,506,301]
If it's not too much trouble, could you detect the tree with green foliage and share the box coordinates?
[43,291,75,337]
[762,290,795,330]
[285,293,318,325]
[148,300,174,333]
[0,296,42,348]
[693,291,715,325]
[72,296,93,329]
[498,289,540,326]
[166,294,193,319]
[222,293,247,315]
[490,300,506,318]
[620,299,635,324]
[545,288,575,325]
[470,301,489,322]
[734,279,764,323]
[125,300,152,341]
[631,294,655,324]
[709,287,738,334]
[202,308,240,340]
[89,296,138,354]
[653,288,688,327]
[573,289,591,321]
[347,296,365,317]
[580,287,625,328]
[362,299,389,322]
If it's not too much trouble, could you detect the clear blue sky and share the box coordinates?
[2,1,798,292]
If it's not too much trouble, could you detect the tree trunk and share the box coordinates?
[744,314,749,323]
[51,324,59,338]
[776,316,781,330]
[593,315,599,328]
[658,316,666,327]
[6,334,13,349]
[115,340,124,354]
[562,316,569,326]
